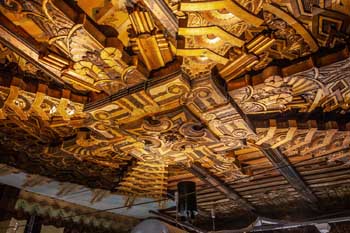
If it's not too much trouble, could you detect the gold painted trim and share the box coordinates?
[178,26,245,47]
[176,48,229,64]
[62,71,101,93]
[180,1,227,11]
[180,0,264,26]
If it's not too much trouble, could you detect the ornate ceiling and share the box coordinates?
[0,0,350,228]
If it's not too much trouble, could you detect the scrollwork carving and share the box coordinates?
[142,117,173,133]
[1,0,22,13]
[5,0,350,202]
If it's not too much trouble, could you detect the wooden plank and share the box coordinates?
[187,163,256,212]
[260,147,319,207]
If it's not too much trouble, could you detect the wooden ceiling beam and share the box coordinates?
[186,163,256,212]
[260,146,319,209]
[227,45,350,90]
[249,112,350,130]
[141,0,178,38]
[0,70,87,104]
[0,13,65,86]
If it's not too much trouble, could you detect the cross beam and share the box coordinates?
[0,13,64,85]
[260,146,319,208]
[186,163,256,212]
[249,112,350,129]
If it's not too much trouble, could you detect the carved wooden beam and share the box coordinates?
[251,117,350,165]
[0,71,86,121]
[178,26,245,47]
[140,0,178,38]
[250,113,350,130]
[228,46,350,90]
[229,46,350,114]
[0,71,87,104]
[179,0,263,26]
[128,7,175,71]
[262,3,319,52]
[186,163,256,212]
[176,48,229,65]
[1,0,149,94]
[259,146,319,209]
[0,13,65,86]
